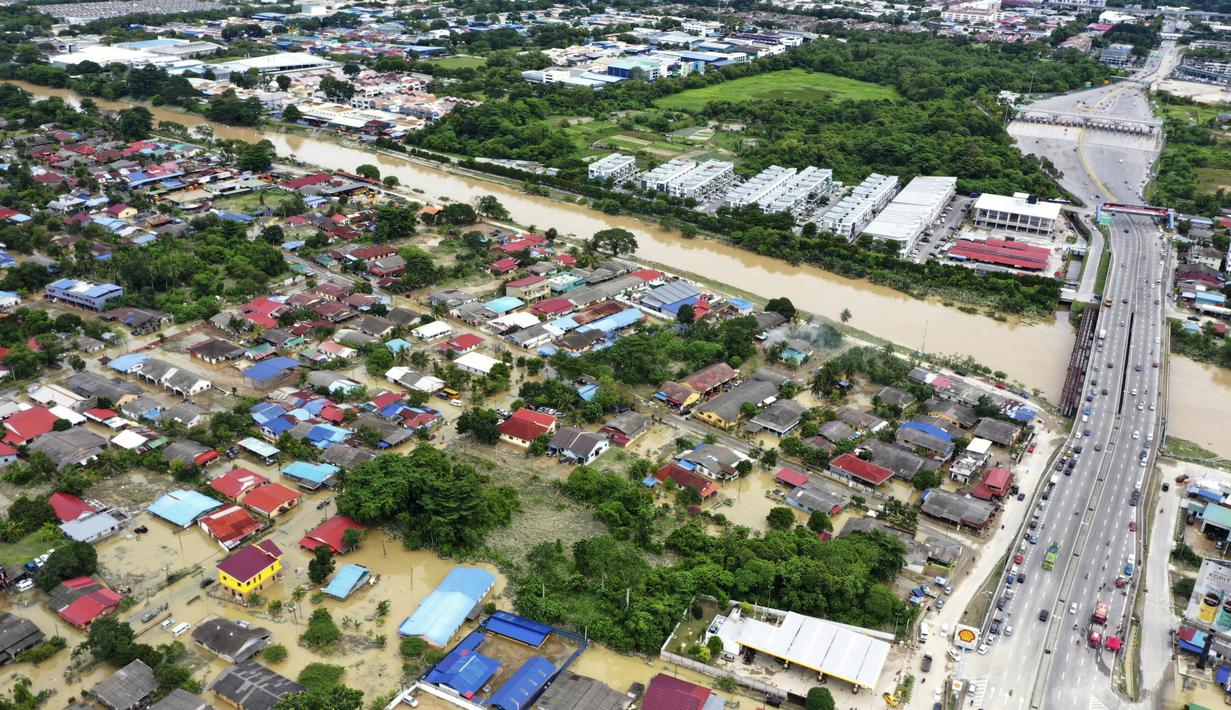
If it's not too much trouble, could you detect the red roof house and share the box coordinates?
[280,172,333,190]
[488,257,519,274]
[654,462,720,499]
[239,298,288,329]
[532,298,574,316]
[828,453,894,487]
[53,577,123,628]
[198,505,262,550]
[50,492,97,522]
[983,467,1013,497]
[496,407,557,447]
[209,468,270,501]
[3,407,60,445]
[435,333,483,354]
[299,515,366,554]
[774,467,809,489]
[642,673,712,710]
[240,482,302,518]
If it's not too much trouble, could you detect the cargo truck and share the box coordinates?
[1043,541,1060,570]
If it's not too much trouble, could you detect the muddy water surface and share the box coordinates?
[15,81,1081,399]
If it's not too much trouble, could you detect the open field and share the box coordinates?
[213,187,297,213]
[0,532,56,567]
[1196,167,1231,192]
[653,69,899,110]
[428,55,486,70]
[1159,101,1227,125]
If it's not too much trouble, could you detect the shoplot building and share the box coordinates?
[816,173,898,239]
[588,153,638,182]
[862,176,957,255]
[972,192,1062,236]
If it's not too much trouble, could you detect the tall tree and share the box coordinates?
[589,228,638,256]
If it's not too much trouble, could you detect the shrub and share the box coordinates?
[399,637,427,658]
[264,644,288,663]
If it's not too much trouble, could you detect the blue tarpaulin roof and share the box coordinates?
[483,612,552,647]
[243,356,301,384]
[323,564,370,599]
[149,489,222,527]
[398,567,496,646]
[899,420,953,441]
[577,307,643,334]
[486,657,555,710]
[1217,666,1231,686]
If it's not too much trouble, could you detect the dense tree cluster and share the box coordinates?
[336,446,520,555]
[512,524,911,653]
[1150,101,1231,216]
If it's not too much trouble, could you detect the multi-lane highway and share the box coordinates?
[962,42,1179,709]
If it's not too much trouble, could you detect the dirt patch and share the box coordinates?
[452,447,605,565]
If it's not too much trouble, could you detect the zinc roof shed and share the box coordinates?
[483,295,525,315]
[149,489,223,528]
[322,564,371,599]
[579,307,644,334]
[486,656,556,710]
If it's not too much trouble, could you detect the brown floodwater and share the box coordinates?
[12,84,1230,454]
[15,81,1080,398]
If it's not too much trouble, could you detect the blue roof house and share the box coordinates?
[149,489,222,527]
[282,461,341,490]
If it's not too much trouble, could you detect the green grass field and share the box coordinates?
[428,55,486,69]
[1197,167,1231,193]
[1160,102,1226,125]
[0,533,55,567]
[653,68,899,110]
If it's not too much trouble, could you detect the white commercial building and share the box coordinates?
[816,173,898,239]
[214,52,338,77]
[665,159,735,201]
[588,153,638,183]
[972,192,1062,236]
[708,602,892,690]
[862,176,957,254]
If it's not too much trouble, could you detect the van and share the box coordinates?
[918,621,930,642]
[171,622,191,637]
[14,578,34,593]
[160,618,176,630]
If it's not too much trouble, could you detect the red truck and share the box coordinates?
[1092,601,1110,625]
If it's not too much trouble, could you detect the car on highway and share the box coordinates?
[1129,521,1138,532]
[1017,573,1025,584]
[978,643,990,655]
[1132,430,1140,439]
[1083,428,1092,437]
[948,648,962,662]
[1069,602,1078,615]
[1102,388,1109,395]
[1026,532,1038,544]
[1018,492,1027,500]
[1014,553,1024,565]
[1039,609,1050,622]
[1094,443,1102,451]
[1107,362,1114,369]
[1135,364,1142,372]
[1162,483,1170,492]
[990,618,1003,634]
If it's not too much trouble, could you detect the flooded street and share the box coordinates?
[15,82,1081,399]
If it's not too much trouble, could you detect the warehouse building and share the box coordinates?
[588,153,638,183]
[213,52,338,77]
[862,176,956,255]
[948,237,1051,271]
[816,173,897,239]
[972,193,1061,235]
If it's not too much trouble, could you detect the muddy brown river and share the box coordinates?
[12,80,1230,453]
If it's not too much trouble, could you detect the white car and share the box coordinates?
[977,644,990,655]
[947,648,962,662]
[449,399,463,407]
[1069,602,1078,615]
[1132,431,1140,440]
[14,578,34,592]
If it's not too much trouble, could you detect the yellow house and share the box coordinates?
[216,539,283,598]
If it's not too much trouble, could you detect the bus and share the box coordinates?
[1043,541,1060,570]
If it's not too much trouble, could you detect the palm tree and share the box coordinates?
[840,308,852,324]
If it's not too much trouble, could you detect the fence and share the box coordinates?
[659,650,787,700]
